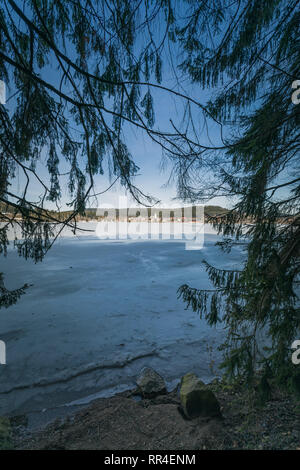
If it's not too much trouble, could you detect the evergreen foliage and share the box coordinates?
[176,0,300,387]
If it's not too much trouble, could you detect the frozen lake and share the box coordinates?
[0,224,245,420]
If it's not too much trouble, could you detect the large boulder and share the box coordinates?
[136,367,167,398]
[180,372,221,419]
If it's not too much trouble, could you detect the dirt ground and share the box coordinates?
[11,381,300,450]
[12,388,222,450]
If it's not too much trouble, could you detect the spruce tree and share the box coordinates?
[175,0,300,388]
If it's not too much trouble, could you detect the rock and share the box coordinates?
[180,372,221,419]
[136,367,167,398]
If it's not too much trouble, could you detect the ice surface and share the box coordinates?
[0,223,246,416]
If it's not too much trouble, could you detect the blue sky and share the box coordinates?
[7,56,230,211]
[4,2,232,211]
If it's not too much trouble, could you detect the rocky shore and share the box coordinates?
[2,368,300,450]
